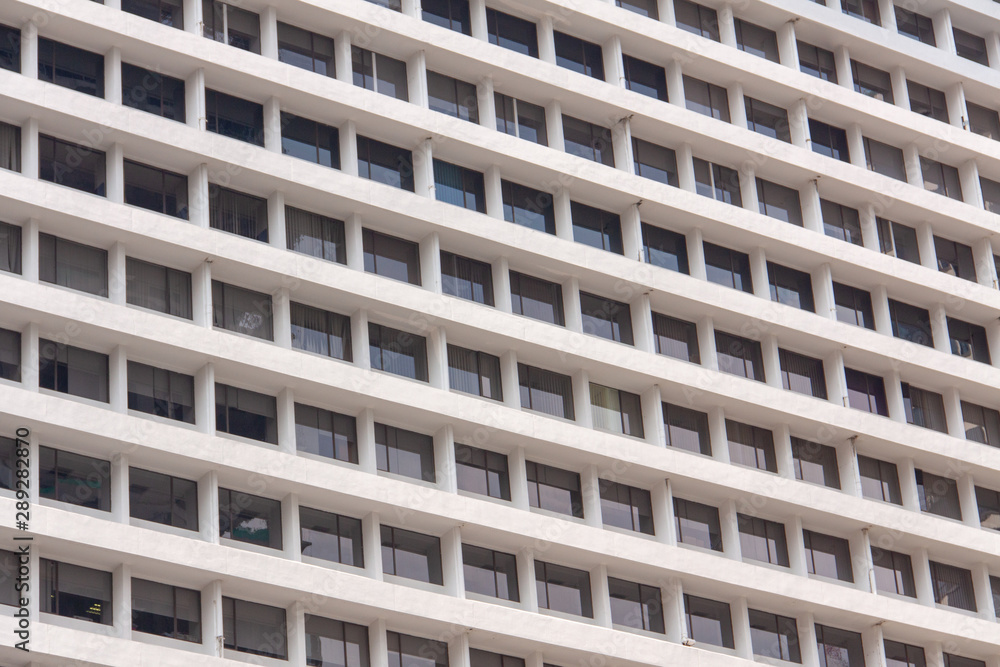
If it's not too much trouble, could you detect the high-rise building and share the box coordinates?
[0,0,999,664]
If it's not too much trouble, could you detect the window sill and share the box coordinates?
[300,553,367,575]
[527,505,587,524]
[805,572,861,590]
[223,648,289,666]
[375,469,440,489]
[39,279,109,301]
[128,409,199,432]
[132,629,205,654]
[129,516,201,539]
[676,541,725,556]
[219,536,284,557]
[215,429,280,451]
[212,325,276,345]
[295,448,360,470]
[382,572,447,595]
[38,497,112,521]
[602,523,657,541]
[537,607,599,625]
[456,488,513,507]
[38,387,111,410]
[124,301,195,325]
[41,612,118,636]
[464,590,525,611]
[610,623,667,640]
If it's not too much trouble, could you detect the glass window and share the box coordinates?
[738,514,789,566]
[895,7,935,45]
[967,102,1000,141]
[580,292,633,344]
[0,23,21,73]
[821,200,862,245]
[554,31,604,79]
[901,383,948,433]
[39,134,106,196]
[375,423,436,482]
[943,656,986,667]
[126,257,192,319]
[779,350,826,399]
[623,55,667,100]
[494,93,547,145]
[131,578,201,643]
[769,264,814,312]
[290,302,352,361]
[38,339,109,402]
[916,469,962,520]
[562,115,615,167]
[305,614,370,667]
[526,461,582,517]
[632,138,678,186]
[876,218,920,264]
[203,0,261,53]
[470,649,524,667]
[798,42,837,82]
[441,252,494,305]
[423,0,470,34]
[0,328,20,382]
[842,0,880,23]
[674,0,720,41]
[366,0,402,10]
[693,158,742,204]
[281,112,340,169]
[791,437,840,488]
[684,76,730,121]
[39,233,108,296]
[727,420,776,472]
[486,9,538,57]
[357,136,414,191]
[663,402,711,455]
[455,444,510,500]
[809,119,849,162]
[351,47,408,100]
[716,331,765,382]
[704,243,752,293]
[749,609,800,662]
[222,596,287,659]
[815,625,864,667]
[617,0,658,18]
[934,236,977,282]
[982,176,1000,213]
[381,525,442,584]
[502,180,555,234]
[448,345,502,401]
[845,368,888,416]
[205,89,264,146]
[219,487,282,549]
[757,179,802,224]
[127,361,195,423]
[123,160,188,219]
[129,467,198,530]
[975,485,1000,530]
[590,383,643,436]
[368,323,429,381]
[294,402,357,463]
[462,544,519,600]
[518,364,574,419]
[41,559,112,625]
[888,299,933,347]
[684,594,733,648]
[510,271,564,325]
[208,185,268,241]
[833,282,875,329]
[852,61,893,103]
[954,28,989,66]
[121,63,185,121]
[653,313,699,363]
[363,229,421,285]
[37,38,104,97]
[277,22,335,75]
[674,497,722,551]
[0,121,19,173]
[40,446,111,511]
[211,280,273,340]
[929,561,977,611]
[871,547,916,597]
[387,631,448,667]
[215,383,278,444]
[734,18,779,62]
[746,98,790,142]
[803,530,854,582]
[642,223,688,273]
[921,158,963,200]
[909,82,948,123]
[608,578,664,633]
[427,71,479,123]
[599,480,653,534]
[535,560,593,617]
[864,137,907,181]
[433,160,485,212]
[858,455,902,504]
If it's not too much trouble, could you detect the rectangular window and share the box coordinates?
[968,102,1000,141]
[219,487,282,549]
[387,632,448,667]
[463,544,519,601]
[684,76,730,121]
[876,218,920,264]
[502,180,555,234]
[858,454,902,504]
[39,233,108,297]
[749,609,800,662]
[842,0,880,23]
[205,89,264,146]
[735,19,779,62]
[554,31,604,80]
[0,23,21,73]
[486,9,538,57]
[215,383,278,444]
[206,185,268,242]
[121,63,186,121]
[281,112,340,169]
[129,467,198,530]
[935,236,977,282]
[845,368,888,416]
[791,437,840,488]
[381,525,442,584]
[738,514,789,566]
[623,55,667,100]
[294,402,357,463]
[580,292,633,344]
[131,578,201,643]
[599,480,653,534]
[954,28,989,66]
[127,361,195,423]
[895,7,935,45]
[222,597,287,659]
[769,264,814,311]
[632,138,678,187]
[0,121,19,173]
[0,221,19,276]
[909,82,948,123]
[285,206,347,264]
[433,159,485,212]
[974,485,1000,531]
[982,177,1000,213]
[693,158,742,204]
[864,137,907,181]
[0,328,20,382]
[448,345,502,401]
[40,446,111,511]
[38,340,109,402]
[368,322,428,381]
[363,229,421,285]
[930,561,977,611]
[921,157,963,200]
[357,136,414,191]
[518,364,574,419]
[423,0,470,34]
[821,200,863,245]
[428,71,479,123]
[674,497,723,551]
[526,461,582,517]
[642,223,688,273]
[872,547,916,597]
[888,299,933,347]
[916,469,962,520]
[653,313,699,363]
[883,642,927,667]
[510,271,564,325]
[41,559,112,625]
[833,282,875,329]
[944,657,986,667]
[562,115,615,167]
[290,302,352,361]
[441,252,494,305]
[809,119,849,162]
[38,38,104,97]
[674,0,720,41]
[375,423,435,482]
[39,134,106,196]
[746,98,790,142]
[535,560,593,617]
[212,280,273,340]
[590,384,643,437]
[470,650,524,667]
[455,444,510,501]
[727,420,776,472]
[351,47,408,100]
[852,61,893,103]
[123,160,189,220]
[684,594,734,648]
[305,615,370,667]
[609,578,664,633]
[704,242,753,293]
[815,625,864,667]
[663,402,711,455]
[203,0,261,53]
[780,350,827,399]
[803,530,853,582]
[367,0,402,10]
[901,383,948,433]
[716,331,765,382]
[617,0,658,18]
[757,179,802,225]
[277,22,335,75]
[798,42,837,82]
[495,93,547,145]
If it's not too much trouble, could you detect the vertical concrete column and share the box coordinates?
[666,60,685,106]
[972,238,997,288]
[812,263,835,319]
[718,4,736,47]
[603,35,624,86]
[846,123,867,169]
[884,369,906,423]
[741,166,759,215]
[448,634,471,667]
[357,408,377,474]
[345,214,364,271]
[492,257,512,313]
[554,188,573,242]
[824,350,847,408]
[897,458,921,512]
[197,470,220,544]
[903,144,923,189]
[665,579,684,644]
[929,304,950,355]
[20,118,38,179]
[407,51,428,109]
[191,260,212,328]
[798,613,820,667]
[362,513,384,581]
[987,33,1000,73]
[366,623,390,667]
[112,563,130,639]
[612,116,633,174]
[862,624,886,667]
[621,204,642,261]
[469,0,487,40]
[194,363,215,435]
[916,222,938,271]
[420,231,442,293]
[564,277,582,332]
[834,46,853,92]
[732,597,753,660]
[859,204,881,253]
[987,321,1000,371]
[287,602,306,665]
[719,499,741,561]
[729,82,748,130]
[442,526,464,598]
[871,285,892,336]
[545,101,564,153]
[959,159,982,209]
[658,0,675,25]
[499,351,519,411]
[477,75,496,131]
[687,227,706,279]
[433,424,456,491]
[401,0,419,17]
[789,99,809,148]
[632,294,654,353]
[184,0,203,34]
[260,7,279,60]
[186,69,206,131]
[850,529,873,592]
[106,143,125,204]
[749,248,770,301]
[761,334,781,390]
[509,446,529,510]
[105,47,122,104]
[957,473,980,529]
[268,192,287,252]
[281,493,301,561]
[109,346,128,414]
[414,138,434,198]
[21,22,37,79]
[484,166,503,220]
[698,316,717,371]
[787,515,807,576]
[581,464,602,529]
[187,163,211,231]
[942,387,966,440]
[677,143,695,192]
[108,241,127,305]
[263,97,282,153]
[110,451,129,522]
[838,439,861,497]
[517,551,538,612]
[21,322,39,392]
[654,479,675,546]
[773,423,794,479]
[276,388,296,455]
[946,81,967,129]
[573,369,592,428]
[973,563,997,618]
[591,565,613,627]
[335,33,353,83]
[537,16,556,63]
[891,67,909,112]
[777,20,798,69]
[912,548,935,606]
